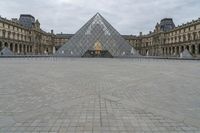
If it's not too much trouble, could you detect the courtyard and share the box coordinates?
[0,58,200,133]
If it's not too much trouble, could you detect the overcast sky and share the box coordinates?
[0,0,200,35]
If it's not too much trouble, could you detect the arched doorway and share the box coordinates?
[10,43,13,52]
[199,44,200,54]
[186,45,189,50]
[27,45,29,53]
[19,44,22,54]
[0,41,2,51]
[30,46,32,53]
[162,48,164,55]
[172,47,175,55]
[5,42,8,48]
[82,40,113,58]
[15,44,18,53]
[192,45,195,54]
[23,44,26,54]
[181,46,184,52]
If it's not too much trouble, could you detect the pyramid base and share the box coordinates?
[82,50,113,58]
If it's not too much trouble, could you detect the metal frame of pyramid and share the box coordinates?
[0,47,14,56]
[55,13,139,57]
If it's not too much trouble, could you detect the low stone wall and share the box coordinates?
[0,55,200,60]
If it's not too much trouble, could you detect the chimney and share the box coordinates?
[51,30,54,34]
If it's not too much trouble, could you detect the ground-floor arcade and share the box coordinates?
[0,40,33,55]
[0,40,54,55]
[139,41,200,57]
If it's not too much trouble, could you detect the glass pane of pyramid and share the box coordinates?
[55,13,139,57]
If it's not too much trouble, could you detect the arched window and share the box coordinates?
[188,33,191,41]
[183,35,186,42]
[193,32,197,40]
[2,30,6,37]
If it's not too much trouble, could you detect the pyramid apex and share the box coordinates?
[96,12,101,15]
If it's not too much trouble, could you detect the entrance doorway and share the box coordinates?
[82,50,113,58]
[82,40,113,58]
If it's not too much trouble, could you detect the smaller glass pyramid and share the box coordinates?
[0,47,14,56]
[56,13,139,57]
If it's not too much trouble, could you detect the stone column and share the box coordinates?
[164,48,166,56]
[195,44,198,55]
[53,46,56,54]
[168,47,170,55]
[2,42,5,48]
[177,46,179,55]
[25,45,27,54]
[171,47,173,55]
[189,45,192,53]
[13,44,15,54]
[163,47,165,56]
[184,45,187,51]
[8,43,10,49]
[174,46,177,56]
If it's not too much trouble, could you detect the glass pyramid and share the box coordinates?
[55,13,139,57]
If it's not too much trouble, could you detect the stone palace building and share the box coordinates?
[1,14,200,57]
[0,15,55,55]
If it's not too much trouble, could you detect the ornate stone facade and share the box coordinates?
[136,18,200,57]
[0,15,54,55]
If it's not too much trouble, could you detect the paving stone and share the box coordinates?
[0,58,200,133]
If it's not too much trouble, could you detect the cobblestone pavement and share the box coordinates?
[0,58,200,133]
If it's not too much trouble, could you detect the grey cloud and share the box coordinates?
[0,0,200,35]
